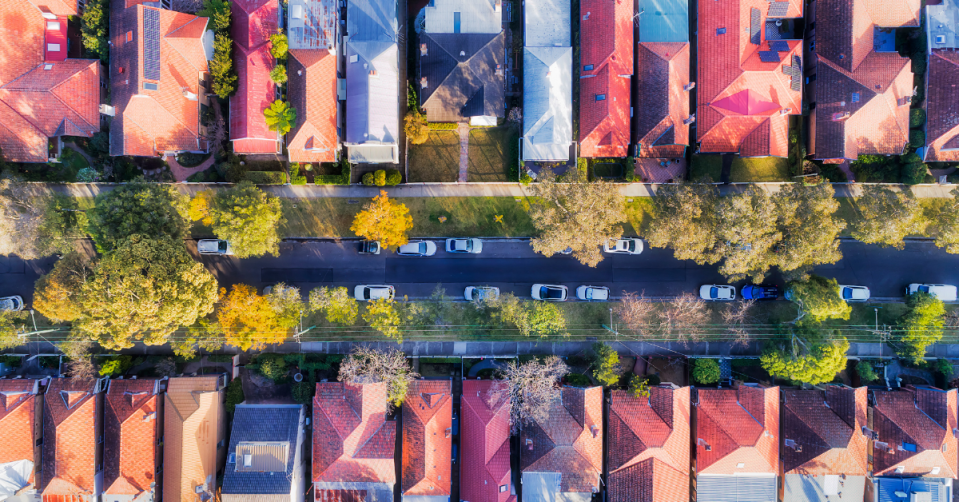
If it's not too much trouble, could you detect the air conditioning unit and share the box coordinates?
[936,35,947,44]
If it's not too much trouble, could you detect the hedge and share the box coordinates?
[427,122,459,130]
[910,130,925,148]
[243,171,287,184]
[910,108,926,129]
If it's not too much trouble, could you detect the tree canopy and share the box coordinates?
[692,358,720,385]
[932,191,959,254]
[591,342,621,387]
[490,293,568,337]
[269,32,288,60]
[309,286,359,325]
[362,298,403,342]
[209,182,285,258]
[1,177,83,258]
[0,312,26,350]
[850,186,924,249]
[216,283,294,351]
[338,347,419,410]
[264,100,297,134]
[761,335,849,385]
[350,190,413,250]
[898,291,945,364]
[404,111,430,145]
[786,275,852,322]
[33,252,92,323]
[87,183,190,253]
[712,187,782,282]
[501,356,569,434]
[773,183,845,280]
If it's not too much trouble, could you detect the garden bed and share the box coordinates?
[592,162,623,179]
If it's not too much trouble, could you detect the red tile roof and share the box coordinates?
[608,387,689,502]
[41,379,101,502]
[924,51,959,162]
[695,386,779,475]
[697,0,802,157]
[287,49,338,163]
[313,382,396,486]
[0,379,40,486]
[781,387,868,476]
[520,386,603,495]
[229,0,279,154]
[634,42,690,159]
[579,0,632,158]
[402,380,453,497]
[461,380,515,502]
[103,379,158,498]
[871,386,958,478]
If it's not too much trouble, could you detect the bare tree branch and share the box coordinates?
[500,356,569,435]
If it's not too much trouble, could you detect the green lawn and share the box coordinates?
[689,155,723,182]
[624,198,655,237]
[468,127,519,182]
[408,131,460,182]
[730,157,792,182]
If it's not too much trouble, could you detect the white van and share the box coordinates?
[905,284,958,302]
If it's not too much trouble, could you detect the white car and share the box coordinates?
[446,238,483,254]
[576,286,609,301]
[354,285,395,301]
[197,239,233,255]
[839,285,871,302]
[532,284,568,301]
[604,238,643,255]
[700,285,736,301]
[0,296,24,312]
[397,241,437,256]
[906,283,958,302]
[465,286,500,302]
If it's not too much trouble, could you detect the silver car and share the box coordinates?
[700,285,736,301]
[604,238,643,255]
[446,238,483,254]
[576,286,609,301]
[354,285,395,301]
[465,286,500,302]
[839,285,870,302]
[0,296,24,312]
[397,241,437,256]
[532,284,568,301]
[197,239,233,255]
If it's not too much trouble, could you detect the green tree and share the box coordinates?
[646,183,720,263]
[308,286,359,325]
[1,177,84,258]
[898,291,945,364]
[629,375,650,398]
[712,187,781,283]
[786,275,852,322]
[197,0,232,32]
[37,194,86,255]
[33,252,92,323]
[0,311,27,350]
[80,0,109,63]
[266,283,303,329]
[404,111,430,145]
[761,336,849,385]
[692,359,720,385]
[210,182,284,258]
[170,317,224,359]
[363,298,403,342]
[87,183,190,253]
[490,293,567,337]
[856,360,879,383]
[270,64,288,85]
[269,32,289,60]
[850,186,925,249]
[932,191,959,254]
[264,99,297,134]
[591,342,621,387]
[210,33,238,98]
[773,183,845,280]
[527,302,567,337]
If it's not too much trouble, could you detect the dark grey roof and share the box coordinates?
[419,32,506,122]
[221,405,303,496]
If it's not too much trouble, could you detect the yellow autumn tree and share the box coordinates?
[189,189,215,226]
[350,190,413,250]
[216,284,290,350]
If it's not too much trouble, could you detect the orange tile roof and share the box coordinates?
[41,379,101,502]
[0,379,40,486]
[695,386,779,475]
[461,380,514,502]
[782,387,869,476]
[402,379,453,497]
[287,49,338,163]
[579,0,632,158]
[924,50,959,162]
[229,0,279,154]
[104,379,159,498]
[163,376,225,502]
[871,386,958,478]
[634,43,690,158]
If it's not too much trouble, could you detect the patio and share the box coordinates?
[634,157,687,183]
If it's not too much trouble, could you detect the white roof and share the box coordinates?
[0,460,33,500]
[424,0,502,34]
[524,0,570,47]
[522,47,572,161]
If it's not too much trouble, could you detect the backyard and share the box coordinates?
[730,157,791,182]
[408,131,460,182]
[467,126,519,182]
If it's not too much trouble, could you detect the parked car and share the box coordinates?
[560,247,573,255]
[576,286,609,301]
[603,238,643,255]
[397,241,437,256]
[446,238,483,254]
[531,284,568,301]
[741,285,779,300]
[197,239,233,255]
[700,285,736,301]
[354,285,395,301]
[0,296,24,312]
[905,283,958,302]
[839,285,870,302]
[359,240,381,255]
[465,286,500,302]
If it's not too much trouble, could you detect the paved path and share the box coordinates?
[62,142,96,166]
[164,154,216,182]
[457,123,469,182]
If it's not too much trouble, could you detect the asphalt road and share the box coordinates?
[4,238,957,304]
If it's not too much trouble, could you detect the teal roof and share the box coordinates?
[638,0,689,43]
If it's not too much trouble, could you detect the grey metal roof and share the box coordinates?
[697,475,777,502]
[928,0,959,51]
[522,46,572,161]
[419,32,505,122]
[524,0,570,47]
[424,0,502,34]
[783,474,865,502]
[875,477,952,502]
[345,0,399,153]
[288,0,337,50]
[221,405,303,496]
[637,0,689,43]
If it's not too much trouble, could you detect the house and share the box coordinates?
[578,0,632,158]
[0,0,100,163]
[110,1,214,157]
[870,386,958,478]
[807,0,916,161]
[162,376,227,502]
[607,386,689,502]
[286,0,338,163]
[460,379,514,502]
[230,0,281,155]
[343,0,399,164]
[222,404,307,502]
[781,386,868,502]
[697,0,803,157]
[313,382,396,502]
[103,378,161,502]
[923,0,959,163]
[0,379,43,502]
[418,0,505,125]
[520,386,602,502]
[401,380,453,502]
[694,385,779,502]
[41,378,106,502]
[873,476,953,501]
[521,0,572,162]
[633,0,690,159]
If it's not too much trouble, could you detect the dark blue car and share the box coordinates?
[741,285,779,300]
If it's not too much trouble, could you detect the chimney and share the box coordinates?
[420,43,428,56]
[684,82,696,91]
[591,425,600,438]
[421,77,428,88]
[495,0,502,12]
[697,438,711,451]
[526,438,534,450]
[785,439,802,452]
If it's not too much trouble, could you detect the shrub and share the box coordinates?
[692,359,721,385]
[856,360,879,383]
[935,358,954,378]
[292,381,314,404]
[0,355,22,367]
[385,169,402,186]
[270,64,288,85]
[374,170,386,186]
[362,172,375,186]
[243,171,287,184]
[910,130,925,148]
[177,152,211,167]
[98,355,133,377]
[902,161,928,185]
[910,108,926,128]
[269,32,288,60]
[565,373,592,387]
[427,122,459,130]
[912,57,926,76]
[225,376,245,413]
[629,374,650,398]
[404,111,430,144]
[290,163,307,185]
[257,355,288,381]
[591,342,621,387]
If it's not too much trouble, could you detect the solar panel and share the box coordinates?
[143,8,161,81]
[791,75,801,91]
[793,55,801,68]
[769,40,790,52]
[750,8,762,45]
[768,1,789,17]
[758,50,781,63]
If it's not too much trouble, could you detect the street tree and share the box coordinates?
[500,356,569,434]
[527,168,626,267]
[761,335,849,385]
[722,299,756,345]
[350,190,414,250]
[87,183,190,252]
[1,177,82,258]
[712,187,781,282]
[850,186,925,249]
[932,191,959,253]
[308,286,358,325]
[646,183,720,263]
[898,291,945,364]
[216,283,292,351]
[658,292,709,343]
[266,283,303,329]
[210,182,284,257]
[490,293,567,337]
[264,100,297,134]
[591,342,622,387]
[615,292,658,336]
[338,347,419,410]
[74,235,219,350]
[189,189,215,226]
[0,311,26,350]
[773,183,845,279]
[786,275,851,322]
[33,252,93,323]
[363,298,403,342]
[170,318,224,359]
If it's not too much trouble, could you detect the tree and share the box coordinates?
[856,360,879,383]
[87,183,190,253]
[629,374,650,398]
[527,168,626,267]
[786,275,852,322]
[37,195,86,255]
[270,64,288,85]
[216,284,291,351]
[80,0,109,63]
[33,252,92,323]
[210,33,238,98]
[197,0,232,32]
[658,292,709,343]
[74,235,219,350]
[722,299,756,345]
[711,187,781,282]
[761,337,849,385]
[1,177,82,259]
[189,189,215,226]
[615,292,658,336]
[338,347,419,411]
[591,343,621,387]
[898,291,945,364]
[501,356,569,434]
[0,312,26,350]
[363,298,403,342]
[264,99,297,135]
[932,191,959,253]
[773,183,845,280]
[692,359,720,385]
[269,32,288,60]
[169,317,224,359]
[308,286,358,325]
[489,293,567,337]
[647,183,720,262]
[266,283,303,329]
[209,182,284,258]
[404,111,430,145]
[350,191,414,250]
[850,186,924,249]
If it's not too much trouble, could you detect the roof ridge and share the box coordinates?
[127,95,196,144]
[165,18,210,73]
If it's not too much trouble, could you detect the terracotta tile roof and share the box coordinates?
[0,379,40,486]
[287,49,337,162]
[578,0,632,157]
[607,387,689,502]
[402,380,453,497]
[520,386,603,496]
[924,51,959,162]
[312,382,396,485]
[110,4,209,157]
[460,380,514,502]
[103,379,159,498]
[695,386,779,475]
[41,379,101,501]
[163,376,225,502]
[781,387,868,476]
[229,0,279,154]
[634,42,689,158]
[871,386,958,478]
